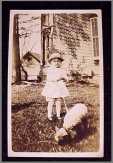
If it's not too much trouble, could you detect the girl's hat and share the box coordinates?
[48,53,64,63]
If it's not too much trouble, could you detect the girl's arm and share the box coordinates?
[57,77,67,82]
[57,69,69,82]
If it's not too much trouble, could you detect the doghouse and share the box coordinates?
[21,52,41,81]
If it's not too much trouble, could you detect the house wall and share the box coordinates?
[51,14,99,76]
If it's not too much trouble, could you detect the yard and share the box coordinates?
[11,81,100,152]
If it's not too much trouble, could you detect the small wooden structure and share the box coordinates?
[21,52,41,81]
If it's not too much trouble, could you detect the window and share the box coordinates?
[91,17,99,59]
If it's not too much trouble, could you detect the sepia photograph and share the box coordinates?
[2,1,111,161]
[8,9,104,157]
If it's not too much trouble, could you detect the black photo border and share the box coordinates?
[2,1,111,161]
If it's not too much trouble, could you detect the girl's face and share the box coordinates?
[50,58,62,68]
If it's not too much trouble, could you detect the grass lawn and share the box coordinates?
[11,81,100,152]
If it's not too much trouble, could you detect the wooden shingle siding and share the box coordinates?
[52,14,94,76]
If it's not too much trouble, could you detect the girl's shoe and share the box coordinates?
[48,117,53,121]
[57,116,61,120]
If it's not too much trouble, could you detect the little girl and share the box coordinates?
[42,52,69,121]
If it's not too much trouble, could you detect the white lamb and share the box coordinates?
[55,103,88,143]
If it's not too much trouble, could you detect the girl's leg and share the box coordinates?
[47,98,54,120]
[56,98,61,119]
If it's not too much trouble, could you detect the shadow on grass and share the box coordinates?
[67,80,99,88]
[12,102,35,113]
[73,116,97,142]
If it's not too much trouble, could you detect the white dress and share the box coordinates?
[42,66,69,98]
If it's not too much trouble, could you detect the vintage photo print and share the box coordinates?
[7,9,105,159]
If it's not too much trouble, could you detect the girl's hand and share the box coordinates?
[57,77,67,82]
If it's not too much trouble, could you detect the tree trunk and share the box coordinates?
[13,14,21,82]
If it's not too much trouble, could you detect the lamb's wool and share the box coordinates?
[55,103,88,142]
[63,103,88,130]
